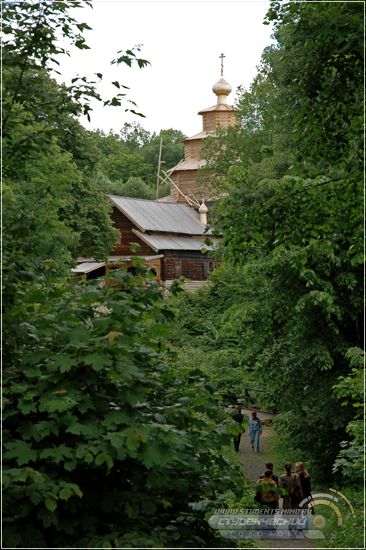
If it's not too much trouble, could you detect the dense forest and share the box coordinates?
[3,1,364,549]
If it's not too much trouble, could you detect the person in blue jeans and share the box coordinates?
[249,411,262,452]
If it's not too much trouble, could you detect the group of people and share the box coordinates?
[233,407,262,453]
[231,406,312,510]
[256,461,312,510]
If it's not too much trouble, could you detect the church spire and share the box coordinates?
[212,53,232,105]
[167,57,237,204]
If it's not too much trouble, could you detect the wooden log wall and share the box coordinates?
[202,111,236,132]
[184,139,203,159]
[163,251,215,281]
[111,208,154,255]
[172,170,213,203]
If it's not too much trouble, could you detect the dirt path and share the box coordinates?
[237,409,315,549]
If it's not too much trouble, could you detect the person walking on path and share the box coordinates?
[232,405,244,452]
[248,411,262,452]
[279,463,302,509]
[296,461,313,509]
[259,461,279,485]
[255,469,279,510]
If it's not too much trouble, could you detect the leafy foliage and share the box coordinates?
[2,0,154,270]
[169,269,273,408]
[264,0,363,170]
[197,0,363,483]
[4,1,363,547]
[103,176,156,200]
[93,124,185,198]
[5,4,246,546]
[3,268,250,548]
[319,486,364,549]
[333,347,364,480]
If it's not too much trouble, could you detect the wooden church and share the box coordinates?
[74,59,237,290]
[161,63,236,204]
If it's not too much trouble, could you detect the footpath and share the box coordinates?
[237,408,315,550]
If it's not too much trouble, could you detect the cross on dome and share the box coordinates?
[219,53,225,77]
[212,53,232,103]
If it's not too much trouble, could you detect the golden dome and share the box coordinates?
[212,77,232,97]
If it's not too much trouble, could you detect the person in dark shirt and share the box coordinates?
[279,463,302,509]
[295,461,313,510]
[259,462,279,485]
[232,405,244,451]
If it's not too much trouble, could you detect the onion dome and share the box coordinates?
[212,77,232,97]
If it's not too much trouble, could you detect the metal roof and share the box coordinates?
[156,194,176,203]
[109,195,207,235]
[133,230,218,252]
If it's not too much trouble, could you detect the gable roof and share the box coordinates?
[109,195,208,235]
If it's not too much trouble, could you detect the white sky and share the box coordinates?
[60,0,274,137]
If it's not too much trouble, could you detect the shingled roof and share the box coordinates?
[198,103,236,114]
[169,158,207,172]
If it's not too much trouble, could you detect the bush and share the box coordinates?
[3,267,247,548]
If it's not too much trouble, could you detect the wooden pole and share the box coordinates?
[156,137,163,200]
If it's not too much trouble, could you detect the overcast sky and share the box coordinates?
[60,0,274,137]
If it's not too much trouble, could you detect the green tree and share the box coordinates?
[142,128,185,176]
[333,347,364,480]
[264,0,363,171]
[3,269,248,548]
[199,0,363,481]
[102,176,155,200]
[3,0,150,264]
[98,145,151,182]
[3,63,119,265]
[3,3,251,547]
[93,125,185,192]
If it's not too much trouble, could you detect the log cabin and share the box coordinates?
[74,195,218,291]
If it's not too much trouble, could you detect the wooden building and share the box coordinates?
[74,196,217,290]
[160,72,237,204]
